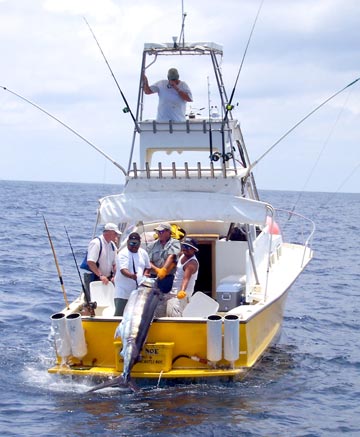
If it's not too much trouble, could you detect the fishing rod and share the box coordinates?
[223,0,264,125]
[246,77,360,177]
[64,226,96,317]
[43,216,69,309]
[83,17,141,133]
[220,0,264,163]
[207,77,214,160]
[1,86,127,176]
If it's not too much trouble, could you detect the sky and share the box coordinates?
[0,0,359,193]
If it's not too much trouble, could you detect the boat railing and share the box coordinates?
[128,161,246,179]
[139,118,229,133]
[275,208,316,265]
[137,119,235,169]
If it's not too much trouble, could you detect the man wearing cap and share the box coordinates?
[143,68,193,122]
[147,222,181,296]
[86,223,121,288]
[114,232,151,316]
[166,237,199,317]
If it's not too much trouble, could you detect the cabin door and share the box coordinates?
[193,239,216,299]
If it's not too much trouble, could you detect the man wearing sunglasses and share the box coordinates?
[114,232,151,316]
[166,237,199,317]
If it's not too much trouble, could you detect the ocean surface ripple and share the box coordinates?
[0,181,359,436]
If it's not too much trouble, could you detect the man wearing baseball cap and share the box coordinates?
[84,223,121,291]
[166,237,199,317]
[147,222,181,297]
[143,68,193,122]
[114,232,151,316]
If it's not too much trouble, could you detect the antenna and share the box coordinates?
[178,0,187,47]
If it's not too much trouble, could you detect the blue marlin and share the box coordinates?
[87,278,161,393]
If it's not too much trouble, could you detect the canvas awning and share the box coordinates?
[98,191,269,225]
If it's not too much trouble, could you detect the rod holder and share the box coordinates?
[224,314,240,365]
[65,313,87,359]
[206,314,223,363]
[50,313,71,360]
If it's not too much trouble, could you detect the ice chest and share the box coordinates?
[114,341,174,373]
[216,276,246,312]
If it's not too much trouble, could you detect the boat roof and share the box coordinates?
[143,42,223,56]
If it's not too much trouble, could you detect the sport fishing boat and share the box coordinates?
[48,37,314,384]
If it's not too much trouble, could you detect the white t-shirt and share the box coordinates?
[114,247,151,299]
[87,235,116,277]
[150,80,192,122]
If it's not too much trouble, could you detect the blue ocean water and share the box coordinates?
[0,180,359,436]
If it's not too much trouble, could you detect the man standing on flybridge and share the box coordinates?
[143,67,193,122]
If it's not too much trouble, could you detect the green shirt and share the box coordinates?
[147,238,181,275]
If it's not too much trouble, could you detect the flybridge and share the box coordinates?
[129,39,234,176]
[143,42,223,56]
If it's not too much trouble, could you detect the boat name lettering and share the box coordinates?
[145,347,159,355]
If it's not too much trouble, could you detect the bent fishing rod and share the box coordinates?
[1,86,127,176]
[43,216,69,309]
[245,77,360,177]
[83,17,141,133]
[64,227,96,317]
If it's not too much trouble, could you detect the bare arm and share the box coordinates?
[180,260,198,291]
[87,261,110,284]
[143,75,154,95]
[87,260,101,277]
[120,267,137,281]
[171,81,193,102]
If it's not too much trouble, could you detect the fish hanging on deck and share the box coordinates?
[87,278,161,393]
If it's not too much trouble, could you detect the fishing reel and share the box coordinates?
[87,301,98,317]
[210,152,233,162]
[210,152,221,161]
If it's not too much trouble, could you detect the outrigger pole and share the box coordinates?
[43,216,69,309]
[246,77,360,176]
[83,17,141,133]
[1,86,127,176]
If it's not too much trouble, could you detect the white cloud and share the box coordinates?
[0,0,359,192]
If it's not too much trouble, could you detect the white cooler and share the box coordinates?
[216,275,246,312]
